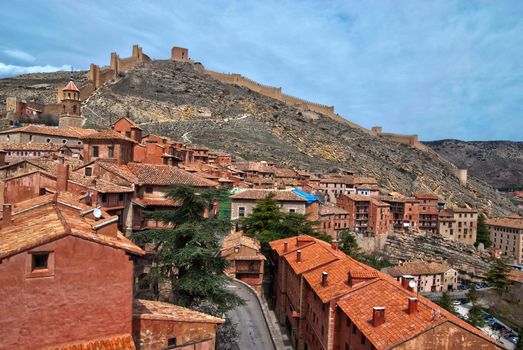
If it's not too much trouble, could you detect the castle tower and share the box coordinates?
[58,80,83,128]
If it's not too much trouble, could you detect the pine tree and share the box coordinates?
[437,292,456,314]
[486,257,512,295]
[468,303,486,328]
[338,230,362,259]
[467,283,478,304]
[475,214,492,248]
[132,185,243,315]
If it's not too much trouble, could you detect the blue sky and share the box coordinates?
[1,0,522,141]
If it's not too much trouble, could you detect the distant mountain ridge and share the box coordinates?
[425,139,523,192]
[0,60,517,216]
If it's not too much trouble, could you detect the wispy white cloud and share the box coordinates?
[2,49,36,63]
[0,62,70,78]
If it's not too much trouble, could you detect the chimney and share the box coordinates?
[57,164,70,192]
[296,250,302,262]
[408,297,418,315]
[321,272,328,287]
[401,275,414,291]
[331,239,338,250]
[372,307,385,327]
[283,241,288,253]
[1,204,12,227]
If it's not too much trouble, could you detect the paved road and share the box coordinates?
[227,281,276,350]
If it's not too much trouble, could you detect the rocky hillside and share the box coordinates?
[0,60,517,215]
[0,71,87,110]
[425,139,523,192]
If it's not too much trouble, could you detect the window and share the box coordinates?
[62,139,67,144]
[167,337,177,348]
[32,253,49,271]
[108,146,114,158]
[92,146,99,157]
[73,105,77,114]
[46,138,51,143]
[361,335,366,345]
[125,131,132,138]
[29,135,33,142]
[118,193,124,202]
[62,105,65,113]
[85,167,92,176]
[101,194,108,203]
[239,207,246,217]
[289,208,296,213]
[145,186,153,194]
[39,188,46,196]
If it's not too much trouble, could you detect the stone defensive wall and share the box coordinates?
[205,69,368,131]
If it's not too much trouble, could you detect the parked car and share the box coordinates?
[508,336,519,344]
[452,300,462,305]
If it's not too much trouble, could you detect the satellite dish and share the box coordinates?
[93,207,102,219]
[409,280,417,289]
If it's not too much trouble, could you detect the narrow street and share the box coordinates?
[226,281,276,350]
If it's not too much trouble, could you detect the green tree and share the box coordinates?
[486,257,512,295]
[437,292,456,314]
[240,193,327,254]
[516,328,523,350]
[475,214,492,248]
[467,283,478,304]
[132,185,243,315]
[468,303,486,328]
[338,230,362,259]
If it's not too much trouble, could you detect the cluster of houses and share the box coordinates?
[0,78,521,349]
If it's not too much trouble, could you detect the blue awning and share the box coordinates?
[291,188,318,204]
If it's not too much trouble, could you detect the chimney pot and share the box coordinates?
[372,306,385,327]
[401,275,415,291]
[296,249,302,262]
[283,241,288,252]
[408,297,418,315]
[322,271,328,287]
[331,239,338,250]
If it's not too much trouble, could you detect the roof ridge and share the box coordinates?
[52,200,73,235]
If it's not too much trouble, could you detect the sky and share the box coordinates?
[0,0,522,141]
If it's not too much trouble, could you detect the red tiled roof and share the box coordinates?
[0,193,144,260]
[283,240,341,275]
[486,216,523,229]
[275,167,297,177]
[62,80,80,92]
[269,234,316,256]
[230,189,306,202]
[41,333,135,350]
[414,193,440,200]
[387,262,452,277]
[126,163,218,187]
[0,142,67,152]
[134,299,224,324]
[220,231,261,255]
[131,198,181,207]
[336,277,499,349]
[0,125,95,138]
[320,175,354,184]
[82,129,137,143]
[113,116,143,130]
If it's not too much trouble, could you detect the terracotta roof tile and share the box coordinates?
[275,167,298,177]
[486,216,523,229]
[82,129,137,143]
[283,240,341,275]
[230,189,306,202]
[0,142,68,152]
[0,193,144,260]
[131,198,181,207]
[0,125,95,138]
[126,163,218,187]
[62,80,80,92]
[41,333,135,350]
[320,175,354,184]
[134,299,224,324]
[269,234,316,256]
[221,231,261,253]
[386,262,451,277]
[414,193,440,200]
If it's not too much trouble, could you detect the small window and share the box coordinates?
[62,139,67,144]
[46,138,51,143]
[239,207,246,217]
[289,208,296,213]
[92,146,99,157]
[32,253,49,271]
[119,193,124,202]
[73,105,77,114]
[85,167,92,176]
[125,131,131,138]
[101,194,107,203]
[29,135,33,142]
[39,188,46,196]
[167,337,177,347]
[108,146,114,158]
[145,186,153,194]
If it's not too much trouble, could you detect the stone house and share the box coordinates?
[319,204,350,239]
[438,208,478,245]
[487,215,523,264]
[337,194,393,235]
[386,262,459,292]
